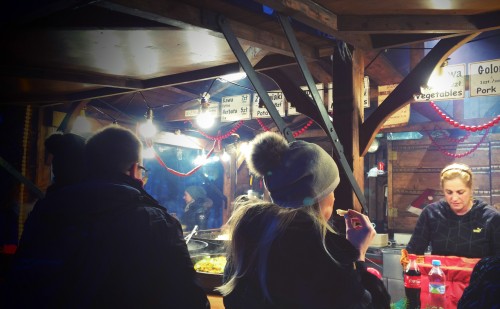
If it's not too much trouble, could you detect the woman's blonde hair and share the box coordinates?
[440,163,473,189]
[216,195,338,301]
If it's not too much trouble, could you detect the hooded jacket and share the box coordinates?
[6,173,209,309]
[406,198,500,258]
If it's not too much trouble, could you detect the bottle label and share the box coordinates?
[429,283,446,294]
[404,274,421,288]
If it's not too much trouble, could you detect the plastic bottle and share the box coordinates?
[404,256,421,309]
[428,259,446,309]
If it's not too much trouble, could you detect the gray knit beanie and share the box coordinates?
[246,131,340,208]
[185,185,207,200]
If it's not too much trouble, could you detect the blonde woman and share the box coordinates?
[406,163,500,258]
[218,132,390,309]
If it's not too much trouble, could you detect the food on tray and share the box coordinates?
[215,234,230,240]
[336,209,348,216]
[194,256,227,274]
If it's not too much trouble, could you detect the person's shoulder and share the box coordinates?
[473,200,499,215]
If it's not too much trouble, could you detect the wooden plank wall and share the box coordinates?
[388,132,500,233]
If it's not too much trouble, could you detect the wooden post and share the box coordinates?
[331,45,365,214]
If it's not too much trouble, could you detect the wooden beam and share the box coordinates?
[359,33,479,156]
[0,66,144,89]
[98,0,322,59]
[254,0,373,50]
[338,13,500,33]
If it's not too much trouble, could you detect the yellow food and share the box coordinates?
[194,256,227,274]
[336,209,348,216]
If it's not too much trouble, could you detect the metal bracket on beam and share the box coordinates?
[218,15,295,143]
[277,14,367,213]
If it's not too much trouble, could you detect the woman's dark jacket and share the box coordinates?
[5,173,209,309]
[406,199,500,257]
[223,209,390,309]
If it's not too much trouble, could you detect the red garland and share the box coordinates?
[195,120,244,141]
[256,118,314,137]
[429,101,500,131]
[428,128,490,158]
[146,139,218,177]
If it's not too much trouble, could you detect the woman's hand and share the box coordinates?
[344,210,376,261]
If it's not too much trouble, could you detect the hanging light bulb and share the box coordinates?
[421,58,452,93]
[139,108,158,138]
[220,149,231,162]
[196,93,215,129]
[368,138,380,153]
[72,106,92,134]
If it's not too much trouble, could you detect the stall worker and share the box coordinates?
[406,163,500,258]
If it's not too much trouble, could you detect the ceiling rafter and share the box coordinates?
[338,12,500,34]
[254,0,373,49]
[97,0,326,59]
[0,66,144,89]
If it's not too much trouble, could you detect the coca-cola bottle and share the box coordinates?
[404,256,421,309]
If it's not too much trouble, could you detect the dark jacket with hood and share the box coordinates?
[406,198,500,257]
[5,173,209,309]
[223,209,390,309]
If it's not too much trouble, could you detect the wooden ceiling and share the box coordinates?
[2,0,500,137]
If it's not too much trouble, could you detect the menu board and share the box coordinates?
[252,91,285,118]
[378,84,410,128]
[220,94,251,122]
[288,83,324,116]
[413,64,466,102]
[469,59,500,97]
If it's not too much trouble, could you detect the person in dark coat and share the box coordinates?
[218,131,390,309]
[44,132,86,193]
[183,185,213,231]
[5,125,209,309]
[457,255,500,309]
[406,163,500,258]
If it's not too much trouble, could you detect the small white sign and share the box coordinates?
[413,64,466,102]
[363,76,370,108]
[379,84,410,128]
[288,83,324,116]
[221,94,251,122]
[469,59,500,97]
[327,82,333,112]
[252,91,285,118]
[184,103,220,118]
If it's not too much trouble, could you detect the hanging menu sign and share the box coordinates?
[221,94,251,122]
[378,84,410,128]
[327,82,333,112]
[363,76,370,108]
[252,91,285,118]
[469,59,500,97]
[288,83,324,116]
[413,64,466,102]
[184,103,220,118]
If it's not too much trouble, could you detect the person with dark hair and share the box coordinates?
[406,163,500,258]
[183,185,213,231]
[218,131,390,309]
[457,255,500,309]
[6,125,209,309]
[44,132,86,193]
